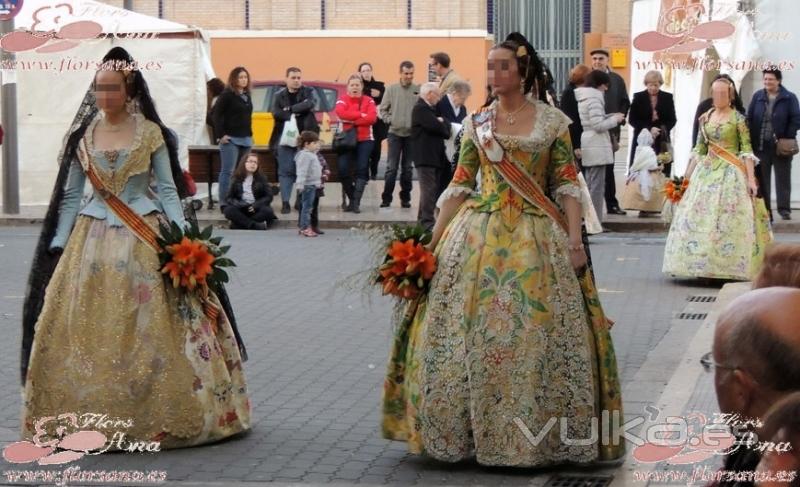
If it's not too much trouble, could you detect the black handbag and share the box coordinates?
[332,127,357,154]
[332,96,364,154]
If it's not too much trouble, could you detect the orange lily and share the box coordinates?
[161,237,216,291]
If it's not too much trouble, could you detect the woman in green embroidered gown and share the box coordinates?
[663,77,772,280]
[381,34,625,467]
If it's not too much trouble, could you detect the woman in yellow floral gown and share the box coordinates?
[21,48,250,449]
[382,35,624,467]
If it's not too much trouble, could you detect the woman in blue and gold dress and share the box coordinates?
[21,48,250,448]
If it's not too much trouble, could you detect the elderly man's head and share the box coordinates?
[712,287,800,421]
[420,82,442,106]
[447,80,472,107]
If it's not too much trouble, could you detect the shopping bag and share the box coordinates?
[621,172,666,212]
[279,114,299,147]
[578,172,603,234]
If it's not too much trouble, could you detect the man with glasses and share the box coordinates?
[702,287,800,487]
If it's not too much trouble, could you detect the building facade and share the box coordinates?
[96,0,634,94]
[97,0,488,30]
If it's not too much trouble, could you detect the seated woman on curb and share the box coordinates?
[223,152,277,230]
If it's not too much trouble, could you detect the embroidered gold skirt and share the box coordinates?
[22,216,250,448]
[382,208,624,467]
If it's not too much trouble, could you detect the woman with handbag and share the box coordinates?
[628,70,676,177]
[20,47,250,449]
[382,34,624,467]
[210,67,253,211]
[663,77,772,280]
[746,69,800,221]
[334,74,377,213]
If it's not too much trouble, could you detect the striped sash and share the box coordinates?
[77,138,221,329]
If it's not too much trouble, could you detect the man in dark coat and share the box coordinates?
[436,80,470,124]
[591,48,630,215]
[270,67,320,214]
[746,69,800,220]
[411,82,452,232]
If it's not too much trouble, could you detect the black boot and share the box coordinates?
[341,179,353,212]
[349,178,367,214]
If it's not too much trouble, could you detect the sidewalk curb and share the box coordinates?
[610,282,750,487]
[2,215,799,233]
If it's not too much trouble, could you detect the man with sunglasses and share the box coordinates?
[703,287,800,487]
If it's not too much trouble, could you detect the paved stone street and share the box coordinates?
[0,227,797,486]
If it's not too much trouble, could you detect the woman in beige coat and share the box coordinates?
[575,70,625,220]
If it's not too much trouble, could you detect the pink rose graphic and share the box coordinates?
[4,415,107,465]
[0,4,102,54]
[633,2,734,54]
[632,413,736,465]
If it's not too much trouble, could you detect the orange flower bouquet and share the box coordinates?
[157,221,235,293]
[375,225,437,300]
[662,176,690,223]
[663,176,689,204]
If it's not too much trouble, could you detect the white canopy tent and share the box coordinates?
[6,0,214,204]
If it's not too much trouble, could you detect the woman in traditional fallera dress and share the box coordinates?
[663,78,772,280]
[20,48,250,448]
[381,34,624,467]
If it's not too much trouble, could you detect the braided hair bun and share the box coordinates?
[495,32,549,103]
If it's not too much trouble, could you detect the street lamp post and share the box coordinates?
[1,18,19,214]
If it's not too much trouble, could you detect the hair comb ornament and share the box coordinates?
[516,45,527,58]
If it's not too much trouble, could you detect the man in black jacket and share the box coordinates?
[591,48,630,215]
[411,82,452,231]
[270,67,320,214]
